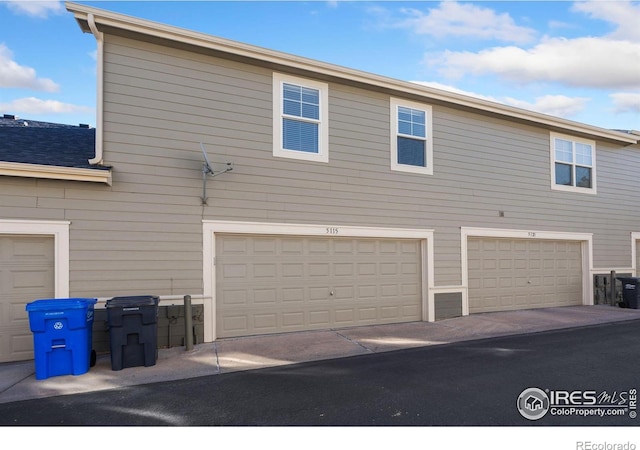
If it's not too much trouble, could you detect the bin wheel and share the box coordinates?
[90,349,97,367]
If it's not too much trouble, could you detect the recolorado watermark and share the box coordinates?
[576,442,636,450]
[517,387,637,421]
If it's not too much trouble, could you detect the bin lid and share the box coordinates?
[26,298,97,312]
[106,295,159,308]
[616,277,640,283]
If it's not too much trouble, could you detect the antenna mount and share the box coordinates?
[200,143,233,205]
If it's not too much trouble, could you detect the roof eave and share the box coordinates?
[65,2,638,146]
[0,161,112,185]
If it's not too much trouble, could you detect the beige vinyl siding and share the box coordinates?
[1,31,639,309]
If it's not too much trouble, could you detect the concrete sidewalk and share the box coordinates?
[2,305,639,404]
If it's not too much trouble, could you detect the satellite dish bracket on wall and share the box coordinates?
[200,143,233,205]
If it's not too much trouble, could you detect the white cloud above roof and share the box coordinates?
[610,92,640,114]
[411,81,590,119]
[0,97,92,115]
[503,94,590,118]
[0,44,59,92]
[430,37,640,90]
[572,0,640,41]
[4,0,63,19]
[394,2,537,44]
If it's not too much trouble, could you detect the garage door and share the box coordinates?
[0,235,55,362]
[468,238,582,314]
[216,234,422,338]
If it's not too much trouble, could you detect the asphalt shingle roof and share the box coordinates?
[0,115,108,170]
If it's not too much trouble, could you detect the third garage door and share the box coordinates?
[216,234,422,338]
[468,237,583,313]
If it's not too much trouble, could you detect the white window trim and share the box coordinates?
[273,73,329,163]
[550,132,597,194]
[390,98,433,175]
[0,219,70,298]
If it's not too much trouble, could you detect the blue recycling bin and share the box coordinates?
[25,298,97,380]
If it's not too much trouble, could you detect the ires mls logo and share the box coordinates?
[517,387,638,421]
[517,388,550,420]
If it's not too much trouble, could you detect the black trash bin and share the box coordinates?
[616,277,640,309]
[106,295,159,370]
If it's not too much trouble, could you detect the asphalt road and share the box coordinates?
[1,320,639,426]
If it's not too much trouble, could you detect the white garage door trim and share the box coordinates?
[461,227,593,316]
[0,220,70,298]
[632,232,640,277]
[203,221,434,341]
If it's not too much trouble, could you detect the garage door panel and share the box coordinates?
[283,312,304,327]
[401,282,419,296]
[283,287,304,302]
[0,330,34,363]
[216,235,422,338]
[468,237,582,314]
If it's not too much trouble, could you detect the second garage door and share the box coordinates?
[468,237,583,314]
[216,234,422,338]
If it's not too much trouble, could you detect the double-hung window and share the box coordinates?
[551,132,596,194]
[391,98,433,175]
[273,73,328,162]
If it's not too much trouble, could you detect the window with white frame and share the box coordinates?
[551,132,596,193]
[391,98,433,175]
[273,73,328,162]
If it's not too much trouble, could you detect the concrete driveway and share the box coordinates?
[1,304,639,404]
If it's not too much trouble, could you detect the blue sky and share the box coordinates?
[0,0,639,131]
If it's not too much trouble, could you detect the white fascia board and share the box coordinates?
[0,161,112,185]
[66,2,639,146]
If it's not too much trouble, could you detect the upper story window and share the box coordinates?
[550,132,596,194]
[273,73,328,163]
[390,98,433,175]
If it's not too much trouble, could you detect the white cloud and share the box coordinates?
[0,97,93,115]
[572,0,640,41]
[4,1,64,19]
[411,81,589,118]
[610,92,640,114]
[0,44,59,91]
[430,37,640,90]
[503,95,590,118]
[411,81,499,103]
[394,2,537,44]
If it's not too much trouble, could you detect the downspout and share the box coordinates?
[87,13,104,165]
